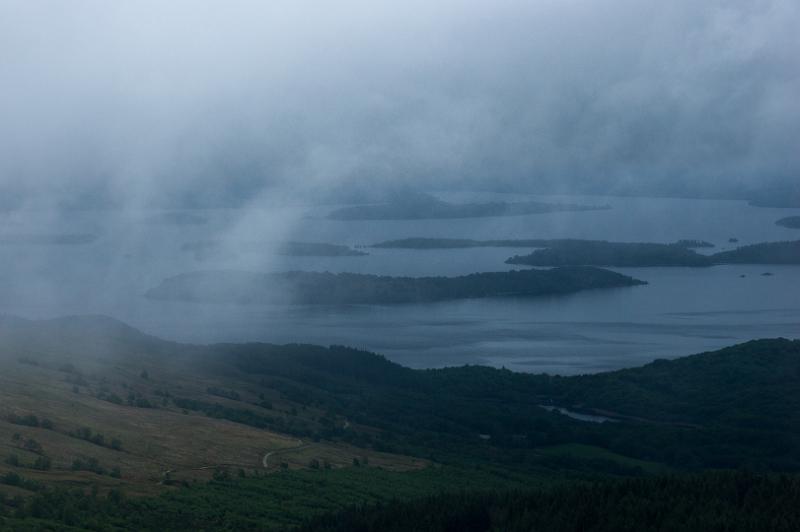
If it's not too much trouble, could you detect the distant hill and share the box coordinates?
[711,240,800,264]
[371,238,714,250]
[0,234,97,246]
[554,339,800,430]
[182,240,367,261]
[506,240,800,267]
[776,216,800,229]
[0,314,168,357]
[277,242,367,257]
[326,192,609,221]
[371,237,557,249]
[506,241,714,267]
[748,184,800,208]
[145,267,645,305]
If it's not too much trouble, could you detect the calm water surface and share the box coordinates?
[1,193,798,374]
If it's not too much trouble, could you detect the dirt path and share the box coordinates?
[159,462,251,483]
[156,439,312,482]
[262,439,309,469]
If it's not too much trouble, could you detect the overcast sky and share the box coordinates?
[1,0,798,208]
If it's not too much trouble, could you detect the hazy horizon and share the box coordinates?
[2,0,798,213]
[0,0,798,373]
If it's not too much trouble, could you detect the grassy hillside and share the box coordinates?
[1,317,799,529]
[0,317,424,498]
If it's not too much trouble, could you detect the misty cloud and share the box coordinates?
[0,0,798,208]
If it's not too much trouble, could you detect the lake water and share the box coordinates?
[0,193,798,374]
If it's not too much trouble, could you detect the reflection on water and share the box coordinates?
[0,193,798,374]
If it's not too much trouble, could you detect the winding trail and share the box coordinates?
[262,439,309,469]
[159,462,251,483]
[156,438,314,483]
[157,439,310,483]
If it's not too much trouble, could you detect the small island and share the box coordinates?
[371,237,714,250]
[776,216,800,229]
[372,237,560,249]
[506,241,714,267]
[673,239,715,249]
[182,240,367,260]
[145,267,645,305]
[327,193,609,221]
[277,242,367,257]
[0,233,97,246]
[370,237,800,267]
[711,240,800,264]
[748,185,800,208]
[506,240,800,267]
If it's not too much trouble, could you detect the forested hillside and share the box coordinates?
[1,318,799,529]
